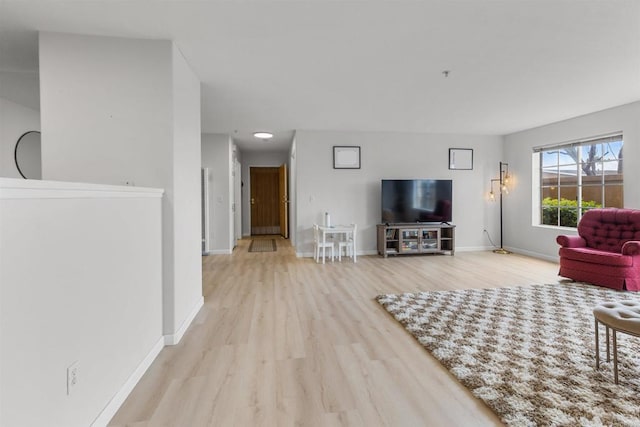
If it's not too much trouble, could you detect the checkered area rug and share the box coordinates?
[248,239,277,253]
[377,283,640,426]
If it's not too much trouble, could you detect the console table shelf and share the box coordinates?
[377,223,455,257]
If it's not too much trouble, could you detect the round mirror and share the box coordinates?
[14,131,42,179]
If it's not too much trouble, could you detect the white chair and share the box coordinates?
[338,224,357,262]
[313,224,334,264]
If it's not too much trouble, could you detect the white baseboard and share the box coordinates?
[359,249,378,256]
[505,246,559,263]
[297,245,558,262]
[207,249,232,255]
[298,251,324,258]
[164,296,204,346]
[91,336,164,427]
[456,245,494,252]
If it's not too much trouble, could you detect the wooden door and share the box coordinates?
[278,164,289,239]
[250,167,280,235]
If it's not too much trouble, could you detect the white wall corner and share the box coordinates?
[164,296,204,346]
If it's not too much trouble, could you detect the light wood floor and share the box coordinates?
[109,239,561,427]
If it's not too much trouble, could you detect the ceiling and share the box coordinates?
[1,1,639,152]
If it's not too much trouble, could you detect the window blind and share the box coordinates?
[533,133,623,153]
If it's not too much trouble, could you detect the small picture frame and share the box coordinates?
[449,148,473,170]
[333,146,361,169]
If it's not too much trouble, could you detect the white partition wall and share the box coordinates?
[0,178,164,427]
[38,32,203,343]
[201,134,234,253]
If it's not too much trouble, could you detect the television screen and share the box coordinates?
[381,179,452,224]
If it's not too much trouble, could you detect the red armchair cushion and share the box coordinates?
[559,247,634,267]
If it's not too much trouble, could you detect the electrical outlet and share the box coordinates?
[67,361,79,395]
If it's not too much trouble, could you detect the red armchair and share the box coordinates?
[556,208,640,291]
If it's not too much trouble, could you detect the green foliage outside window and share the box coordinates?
[541,197,601,227]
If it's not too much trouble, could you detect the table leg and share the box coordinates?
[323,230,327,264]
[322,230,325,264]
[353,234,357,263]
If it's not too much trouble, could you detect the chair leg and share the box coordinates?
[613,330,619,384]
[606,326,610,362]
[595,319,600,369]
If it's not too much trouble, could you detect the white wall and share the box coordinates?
[201,133,234,253]
[0,70,40,112]
[240,150,289,236]
[294,130,503,256]
[0,178,164,427]
[39,33,173,187]
[38,32,202,342]
[0,97,40,178]
[504,101,640,260]
[169,45,203,341]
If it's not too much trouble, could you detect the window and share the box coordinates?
[535,134,623,227]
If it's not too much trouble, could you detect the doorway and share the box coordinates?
[250,165,288,237]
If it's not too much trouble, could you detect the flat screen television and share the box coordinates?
[381,179,453,224]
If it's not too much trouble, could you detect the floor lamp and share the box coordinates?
[489,161,511,254]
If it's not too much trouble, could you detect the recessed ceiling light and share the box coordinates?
[253,132,274,139]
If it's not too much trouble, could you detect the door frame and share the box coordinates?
[233,159,242,245]
[248,164,284,236]
[278,163,289,239]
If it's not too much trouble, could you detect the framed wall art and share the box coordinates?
[333,146,361,169]
[449,148,473,170]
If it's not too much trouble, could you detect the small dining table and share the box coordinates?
[317,224,357,263]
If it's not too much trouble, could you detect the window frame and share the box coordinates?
[534,133,623,228]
